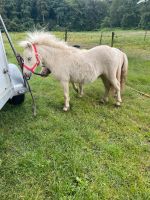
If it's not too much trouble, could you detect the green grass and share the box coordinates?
[0,30,150,200]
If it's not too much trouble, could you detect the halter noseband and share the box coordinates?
[23,44,40,73]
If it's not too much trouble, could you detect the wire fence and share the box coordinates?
[1,30,150,64]
[54,30,150,51]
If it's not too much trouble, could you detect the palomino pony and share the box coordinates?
[20,32,128,111]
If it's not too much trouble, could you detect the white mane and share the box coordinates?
[20,31,75,50]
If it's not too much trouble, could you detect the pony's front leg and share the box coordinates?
[61,81,70,111]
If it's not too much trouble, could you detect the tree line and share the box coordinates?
[0,0,150,32]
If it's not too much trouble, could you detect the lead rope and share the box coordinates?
[26,80,37,116]
[0,15,37,116]
[127,84,150,98]
[17,54,37,116]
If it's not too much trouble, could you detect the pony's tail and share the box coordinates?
[121,53,128,91]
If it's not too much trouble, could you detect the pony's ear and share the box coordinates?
[19,41,32,49]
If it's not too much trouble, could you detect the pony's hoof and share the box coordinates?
[63,107,70,112]
[115,102,121,107]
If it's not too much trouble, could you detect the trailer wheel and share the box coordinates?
[9,94,25,105]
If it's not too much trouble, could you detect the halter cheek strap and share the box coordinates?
[23,44,40,73]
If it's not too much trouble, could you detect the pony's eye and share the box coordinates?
[27,57,32,62]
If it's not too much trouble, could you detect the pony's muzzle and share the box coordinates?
[40,67,51,77]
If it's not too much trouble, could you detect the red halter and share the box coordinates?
[23,44,40,73]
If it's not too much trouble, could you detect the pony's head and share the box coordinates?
[20,31,76,78]
[20,41,41,78]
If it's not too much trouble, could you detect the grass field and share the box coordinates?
[0,30,150,200]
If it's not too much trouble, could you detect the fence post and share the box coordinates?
[64,29,68,42]
[144,30,147,41]
[99,32,103,45]
[111,32,115,47]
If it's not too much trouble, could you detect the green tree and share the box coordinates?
[1,0,150,31]
[36,0,50,23]
[110,0,125,27]
[138,0,150,29]
[140,12,150,29]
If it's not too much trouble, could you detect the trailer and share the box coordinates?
[0,30,27,110]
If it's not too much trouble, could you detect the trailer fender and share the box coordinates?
[8,63,27,96]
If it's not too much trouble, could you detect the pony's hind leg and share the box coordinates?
[61,81,70,111]
[100,75,111,103]
[110,78,122,106]
[71,82,79,93]
[110,67,121,99]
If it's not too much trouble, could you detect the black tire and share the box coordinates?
[9,94,25,105]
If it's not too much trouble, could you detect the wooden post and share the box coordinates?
[111,32,115,47]
[144,30,147,41]
[99,32,103,45]
[64,29,68,42]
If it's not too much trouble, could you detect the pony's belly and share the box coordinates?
[70,69,98,84]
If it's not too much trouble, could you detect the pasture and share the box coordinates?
[0,30,150,200]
